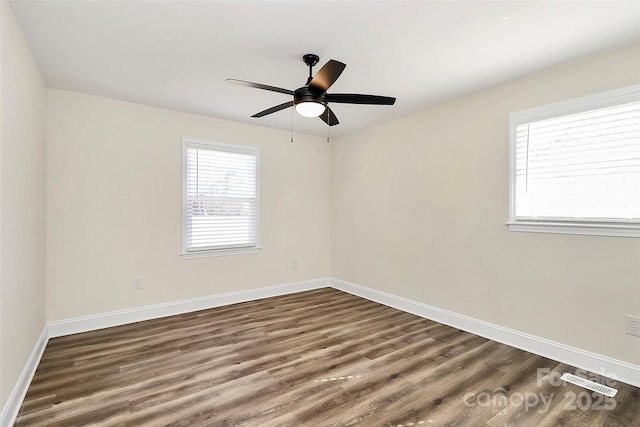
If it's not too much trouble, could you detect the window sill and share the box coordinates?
[506,221,639,238]
[180,246,262,259]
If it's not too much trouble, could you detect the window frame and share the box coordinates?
[507,84,640,238]
[180,137,261,259]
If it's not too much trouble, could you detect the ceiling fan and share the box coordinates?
[226,54,396,126]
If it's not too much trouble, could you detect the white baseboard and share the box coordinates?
[0,326,48,427]
[330,278,640,389]
[48,277,330,338]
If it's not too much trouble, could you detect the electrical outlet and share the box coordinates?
[132,277,143,291]
[292,260,298,270]
[625,315,640,337]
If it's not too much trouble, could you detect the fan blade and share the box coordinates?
[226,79,294,95]
[326,93,396,105]
[319,106,339,126]
[309,60,346,93]
[252,101,295,118]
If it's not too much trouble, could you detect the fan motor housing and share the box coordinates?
[294,87,326,106]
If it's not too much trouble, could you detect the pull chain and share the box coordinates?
[290,100,294,143]
[326,107,331,143]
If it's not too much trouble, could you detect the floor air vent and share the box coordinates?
[560,373,618,397]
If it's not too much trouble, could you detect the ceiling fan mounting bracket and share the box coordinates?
[302,54,320,68]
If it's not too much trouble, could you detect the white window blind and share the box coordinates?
[182,139,259,256]
[509,85,640,237]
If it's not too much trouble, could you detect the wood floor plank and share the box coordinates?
[14,287,640,426]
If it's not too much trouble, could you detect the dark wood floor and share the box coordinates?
[15,288,640,426]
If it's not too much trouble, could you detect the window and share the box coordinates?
[181,138,260,258]
[508,85,640,237]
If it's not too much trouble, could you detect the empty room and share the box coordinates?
[1,0,639,426]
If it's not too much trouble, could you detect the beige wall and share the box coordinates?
[46,90,331,321]
[0,0,47,406]
[331,43,640,365]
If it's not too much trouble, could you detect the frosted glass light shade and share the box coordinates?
[295,101,326,118]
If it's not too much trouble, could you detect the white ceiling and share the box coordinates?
[9,0,640,138]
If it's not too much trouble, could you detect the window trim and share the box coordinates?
[180,137,261,258]
[507,84,640,238]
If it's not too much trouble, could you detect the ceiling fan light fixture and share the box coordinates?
[227,53,395,127]
[295,100,326,118]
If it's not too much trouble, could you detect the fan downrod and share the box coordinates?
[303,54,319,82]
